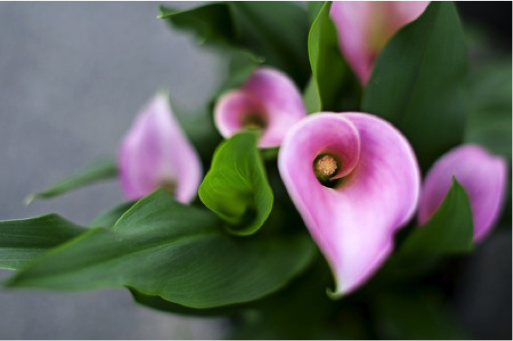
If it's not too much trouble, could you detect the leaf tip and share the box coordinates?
[24,193,36,206]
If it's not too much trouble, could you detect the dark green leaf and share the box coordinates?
[399,179,474,255]
[362,2,468,170]
[7,190,315,309]
[0,214,83,270]
[373,290,469,339]
[228,2,310,86]
[25,159,118,203]
[306,1,359,112]
[160,2,310,87]
[88,201,136,229]
[158,3,236,45]
[199,131,273,236]
[464,59,512,162]
[130,289,249,317]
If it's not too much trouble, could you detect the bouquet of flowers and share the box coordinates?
[1,1,511,339]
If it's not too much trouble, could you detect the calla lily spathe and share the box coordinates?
[419,145,507,241]
[214,67,306,148]
[330,1,429,85]
[118,93,202,203]
[279,112,420,296]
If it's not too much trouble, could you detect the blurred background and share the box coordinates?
[0,1,510,339]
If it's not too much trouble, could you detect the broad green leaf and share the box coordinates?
[464,60,512,162]
[198,132,273,236]
[373,290,469,339]
[159,2,310,87]
[228,2,310,86]
[0,214,83,270]
[88,201,136,229]
[362,2,468,170]
[399,179,474,255]
[306,1,359,113]
[7,190,315,309]
[25,159,118,203]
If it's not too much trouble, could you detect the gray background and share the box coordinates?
[0,2,510,339]
[0,2,228,339]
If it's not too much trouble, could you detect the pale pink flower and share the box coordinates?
[214,67,306,148]
[419,145,508,241]
[279,112,420,295]
[330,1,429,85]
[118,93,202,203]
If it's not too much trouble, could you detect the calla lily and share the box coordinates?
[330,1,429,85]
[118,93,202,203]
[214,67,306,148]
[279,112,420,296]
[418,145,508,242]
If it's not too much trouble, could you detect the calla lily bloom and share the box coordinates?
[118,93,202,203]
[214,67,306,148]
[279,112,420,296]
[418,145,507,242]
[330,1,429,85]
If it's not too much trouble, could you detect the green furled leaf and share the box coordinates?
[25,159,118,203]
[362,2,468,170]
[464,59,512,162]
[199,132,273,236]
[7,190,315,309]
[399,179,474,255]
[0,214,83,270]
[373,290,469,339]
[159,2,310,87]
[88,201,136,229]
[306,1,359,113]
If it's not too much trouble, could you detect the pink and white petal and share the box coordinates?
[330,1,428,85]
[418,145,508,242]
[118,93,202,203]
[242,68,306,121]
[214,91,265,138]
[214,67,306,148]
[279,112,420,296]
[330,1,376,85]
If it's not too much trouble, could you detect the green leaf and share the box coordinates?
[130,289,248,317]
[158,3,236,45]
[0,214,83,270]
[306,1,359,113]
[399,179,474,255]
[464,59,512,162]
[362,2,468,170]
[160,2,310,87]
[88,201,136,229]
[198,131,273,236]
[373,290,469,339]
[7,190,315,309]
[229,2,310,86]
[25,159,118,203]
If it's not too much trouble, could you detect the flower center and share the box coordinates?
[160,180,176,195]
[242,112,267,130]
[313,154,340,187]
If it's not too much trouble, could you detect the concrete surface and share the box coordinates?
[0,2,227,339]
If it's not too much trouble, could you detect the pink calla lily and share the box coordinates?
[279,112,420,296]
[418,145,508,242]
[214,67,306,148]
[330,1,429,85]
[118,93,202,203]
